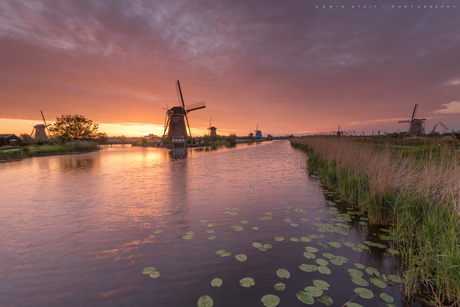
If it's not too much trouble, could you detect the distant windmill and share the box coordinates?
[31,110,51,139]
[254,124,262,139]
[331,125,344,137]
[398,104,426,135]
[208,117,217,136]
[162,80,206,146]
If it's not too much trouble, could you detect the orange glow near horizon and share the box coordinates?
[0,118,224,138]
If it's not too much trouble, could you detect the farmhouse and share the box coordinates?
[0,134,25,147]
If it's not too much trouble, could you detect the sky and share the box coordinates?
[0,0,459,137]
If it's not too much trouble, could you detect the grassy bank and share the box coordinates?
[0,141,99,161]
[291,136,459,306]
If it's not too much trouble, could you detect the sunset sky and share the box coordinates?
[1,0,459,137]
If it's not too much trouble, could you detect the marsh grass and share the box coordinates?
[0,141,99,161]
[291,137,460,305]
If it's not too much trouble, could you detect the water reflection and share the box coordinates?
[0,141,405,307]
[59,155,99,172]
[169,147,187,159]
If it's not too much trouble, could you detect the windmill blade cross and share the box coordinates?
[176,80,186,109]
[398,120,410,123]
[184,113,192,140]
[41,110,47,126]
[412,104,418,120]
[209,116,212,128]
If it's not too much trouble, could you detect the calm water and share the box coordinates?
[0,141,404,307]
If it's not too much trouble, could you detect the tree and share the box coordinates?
[49,114,101,141]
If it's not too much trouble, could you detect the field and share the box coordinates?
[290,135,460,306]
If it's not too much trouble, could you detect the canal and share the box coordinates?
[0,140,403,307]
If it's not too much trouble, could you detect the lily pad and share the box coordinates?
[274,283,286,291]
[301,218,309,222]
[304,286,323,297]
[335,256,348,263]
[252,227,259,230]
[301,237,312,242]
[354,263,365,269]
[261,294,280,307]
[299,264,318,272]
[240,221,249,224]
[200,220,208,223]
[291,223,299,227]
[305,247,319,253]
[276,268,290,278]
[142,267,156,274]
[365,267,380,277]
[290,238,299,242]
[220,252,231,257]
[346,303,363,307]
[318,266,331,275]
[380,293,394,303]
[303,252,316,259]
[370,278,387,289]
[274,237,284,241]
[354,287,374,299]
[387,274,403,283]
[236,254,247,262]
[206,229,214,234]
[149,271,160,278]
[207,224,215,227]
[347,269,363,277]
[330,258,344,266]
[296,291,314,304]
[154,230,163,234]
[329,242,341,248]
[252,242,263,248]
[351,278,369,287]
[239,277,255,287]
[313,279,330,290]
[197,295,213,307]
[315,259,328,266]
[207,236,216,240]
[215,250,225,255]
[323,253,334,259]
[211,278,222,287]
[317,295,333,306]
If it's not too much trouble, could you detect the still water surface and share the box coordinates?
[0,141,403,307]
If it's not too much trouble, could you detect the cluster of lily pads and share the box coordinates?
[143,184,403,306]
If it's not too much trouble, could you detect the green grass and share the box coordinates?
[0,142,99,161]
[291,140,460,305]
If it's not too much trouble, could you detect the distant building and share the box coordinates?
[255,130,262,139]
[0,134,25,147]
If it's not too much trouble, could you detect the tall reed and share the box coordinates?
[291,137,460,305]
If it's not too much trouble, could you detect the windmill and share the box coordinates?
[31,110,51,139]
[162,80,206,146]
[331,125,344,137]
[208,117,217,136]
[398,104,426,135]
[254,124,262,139]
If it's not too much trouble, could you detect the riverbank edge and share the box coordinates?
[290,140,460,307]
[0,143,100,162]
